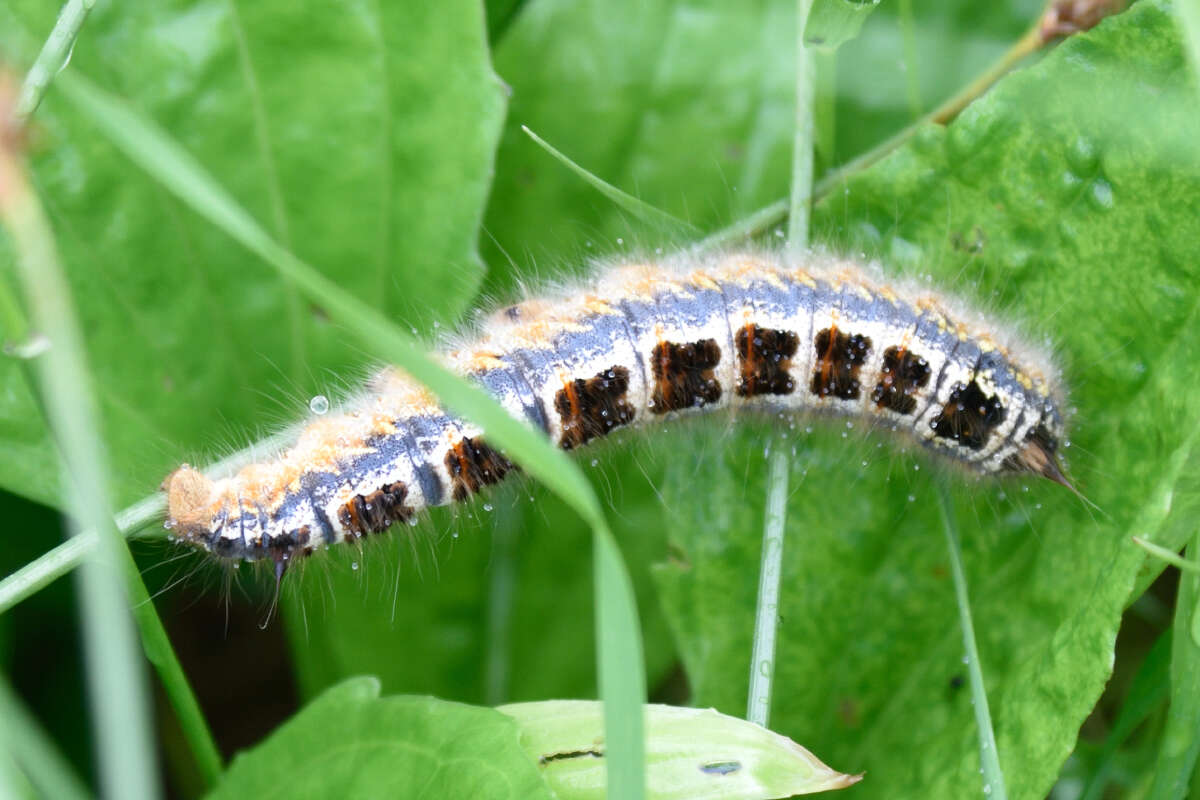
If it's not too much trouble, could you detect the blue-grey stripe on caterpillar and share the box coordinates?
[163,250,1071,571]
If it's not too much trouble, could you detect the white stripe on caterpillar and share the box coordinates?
[162,250,1070,569]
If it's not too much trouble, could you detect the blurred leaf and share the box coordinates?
[655,2,1200,798]
[805,0,881,51]
[500,700,860,799]
[208,678,554,799]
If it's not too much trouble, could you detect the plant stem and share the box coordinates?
[1132,536,1200,574]
[0,674,91,800]
[0,94,160,800]
[747,444,791,727]
[785,0,815,255]
[747,0,813,729]
[937,483,1007,800]
[13,0,94,123]
[700,12,1048,251]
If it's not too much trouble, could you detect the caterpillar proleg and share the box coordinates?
[163,249,1070,570]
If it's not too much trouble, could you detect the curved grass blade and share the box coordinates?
[522,125,698,237]
[51,69,646,800]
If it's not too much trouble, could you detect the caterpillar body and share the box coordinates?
[163,250,1070,570]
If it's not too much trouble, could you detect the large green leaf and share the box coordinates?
[654,2,1200,798]
[0,0,505,510]
[207,677,554,799]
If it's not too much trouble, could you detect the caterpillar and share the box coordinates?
[162,249,1071,572]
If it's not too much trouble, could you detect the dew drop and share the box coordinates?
[4,334,51,359]
[1090,178,1114,209]
[482,503,493,512]
[309,394,330,415]
[351,561,359,570]
[1066,136,1099,174]
[590,458,599,467]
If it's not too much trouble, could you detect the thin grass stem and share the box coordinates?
[0,102,160,800]
[747,444,790,727]
[785,0,815,256]
[0,673,91,800]
[522,125,698,237]
[1132,536,1200,574]
[700,6,1056,249]
[13,0,94,123]
[936,482,1007,800]
[747,0,814,730]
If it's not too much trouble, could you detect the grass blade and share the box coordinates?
[747,0,816,731]
[746,444,789,726]
[522,125,698,237]
[937,483,1007,799]
[0,495,162,615]
[0,88,159,800]
[0,673,91,800]
[52,69,646,800]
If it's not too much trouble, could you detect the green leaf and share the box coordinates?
[654,2,1200,799]
[207,678,555,799]
[482,0,799,294]
[805,0,881,51]
[0,0,506,509]
[499,700,860,799]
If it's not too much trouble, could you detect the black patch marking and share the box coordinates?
[555,366,635,449]
[735,324,798,397]
[337,481,413,538]
[650,339,722,413]
[810,327,872,400]
[445,437,515,501]
[539,749,604,766]
[931,380,1005,451]
[872,346,932,414]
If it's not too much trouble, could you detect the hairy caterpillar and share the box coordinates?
[163,250,1070,572]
